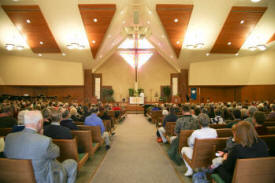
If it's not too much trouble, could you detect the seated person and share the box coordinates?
[4,110,77,183]
[181,113,217,176]
[267,104,275,120]
[244,106,257,125]
[0,104,17,128]
[213,121,269,183]
[252,111,267,135]
[151,104,161,111]
[0,136,4,157]
[42,108,51,127]
[44,110,73,139]
[84,108,111,150]
[226,109,242,128]
[11,110,27,132]
[60,110,78,130]
[157,108,178,143]
[211,109,224,124]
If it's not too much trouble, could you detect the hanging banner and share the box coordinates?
[190,88,197,100]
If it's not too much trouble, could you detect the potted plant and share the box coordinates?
[128,88,134,97]
[163,86,171,102]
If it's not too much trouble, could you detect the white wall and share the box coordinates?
[189,49,275,85]
[96,52,177,101]
[0,54,84,85]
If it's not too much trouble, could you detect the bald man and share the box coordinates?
[4,110,77,183]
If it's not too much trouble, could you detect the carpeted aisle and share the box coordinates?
[90,114,182,183]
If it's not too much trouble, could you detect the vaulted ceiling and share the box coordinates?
[0,0,274,71]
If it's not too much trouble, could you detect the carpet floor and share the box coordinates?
[90,114,182,183]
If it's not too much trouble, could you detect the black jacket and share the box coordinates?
[44,124,73,139]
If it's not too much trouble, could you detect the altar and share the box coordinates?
[129,97,144,104]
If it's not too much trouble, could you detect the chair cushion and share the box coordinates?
[211,174,226,183]
[78,153,86,161]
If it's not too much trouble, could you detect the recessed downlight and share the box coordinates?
[227,42,232,46]
[26,19,31,24]
[174,18,179,23]
[240,20,245,24]
[92,40,96,44]
[62,53,66,56]
[235,53,239,56]
[251,0,261,3]
[93,18,98,23]
[38,53,42,56]
[176,41,180,45]
[40,41,44,45]
[206,53,210,56]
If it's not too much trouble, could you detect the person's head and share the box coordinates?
[0,104,12,115]
[198,113,210,127]
[169,107,175,114]
[42,108,51,120]
[50,110,62,123]
[24,110,43,132]
[234,121,258,147]
[70,107,78,116]
[240,108,248,120]
[91,108,99,115]
[62,110,70,119]
[253,111,266,125]
[182,105,190,113]
[232,109,241,120]
[248,106,257,117]
[17,110,28,125]
[194,107,201,116]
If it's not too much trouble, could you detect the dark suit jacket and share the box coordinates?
[44,124,73,139]
[60,119,78,130]
[215,139,269,183]
[163,113,178,127]
[0,116,17,128]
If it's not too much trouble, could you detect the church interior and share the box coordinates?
[0,0,275,182]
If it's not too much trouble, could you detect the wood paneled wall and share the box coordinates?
[189,85,275,103]
[0,85,84,103]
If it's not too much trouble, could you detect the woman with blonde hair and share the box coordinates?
[213,121,269,183]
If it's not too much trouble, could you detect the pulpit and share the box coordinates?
[129,97,144,104]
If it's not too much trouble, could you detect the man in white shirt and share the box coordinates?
[181,113,217,176]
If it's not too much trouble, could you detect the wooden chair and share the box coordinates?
[103,120,112,133]
[71,130,100,156]
[209,124,227,129]
[0,158,36,183]
[73,121,84,126]
[77,125,104,146]
[264,121,275,126]
[266,126,275,135]
[216,128,232,137]
[211,157,275,183]
[165,122,176,136]
[151,111,162,124]
[182,138,227,170]
[53,138,89,170]
[0,128,12,136]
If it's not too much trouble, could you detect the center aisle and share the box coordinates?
[91,114,182,183]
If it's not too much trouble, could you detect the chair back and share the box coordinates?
[71,130,93,156]
[232,157,275,183]
[53,138,78,162]
[103,120,112,132]
[217,128,232,137]
[0,158,36,183]
[209,124,227,129]
[266,126,275,135]
[165,122,176,136]
[191,138,227,169]
[178,130,194,153]
[77,125,104,145]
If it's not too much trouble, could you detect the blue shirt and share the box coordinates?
[84,113,105,135]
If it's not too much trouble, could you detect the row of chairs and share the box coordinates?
[0,123,107,183]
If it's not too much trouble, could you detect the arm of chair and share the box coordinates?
[211,174,226,183]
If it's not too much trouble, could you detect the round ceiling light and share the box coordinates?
[248,46,257,51]
[174,18,179,23]
[93,18,98,23]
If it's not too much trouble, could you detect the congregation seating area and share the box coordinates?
[0,97,126,182]
[145,101,275,182]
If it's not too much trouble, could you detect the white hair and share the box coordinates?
[17,110,28,125]
[24,110,43,125]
